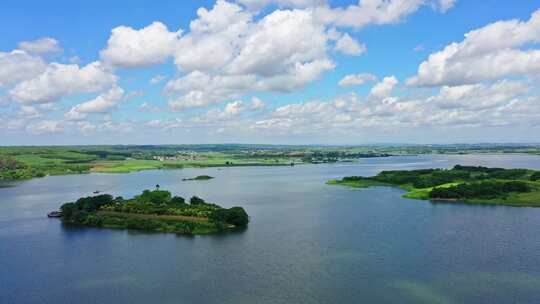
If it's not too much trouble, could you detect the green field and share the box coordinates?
[0,146,303,179]
[2,144,540,181]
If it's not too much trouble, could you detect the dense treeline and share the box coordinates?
[429,181,531,200]
[60,189,249,234]
[357,165,537,189]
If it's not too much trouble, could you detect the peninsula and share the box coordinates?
[58,189,249,234]
[328,165,540,207]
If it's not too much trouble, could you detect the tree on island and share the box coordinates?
[190,196,205,205]
[209,207,249,227]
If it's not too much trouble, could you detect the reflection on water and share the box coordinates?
[1,154,540,304]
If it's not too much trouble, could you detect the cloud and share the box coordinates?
[73,120,134,134]
[27,120,63,134]
[165,2,334,109]
[100,22,181,68]
[138,102,162,112]
[252,78,539,136]
[196,100,247,122]
[65,86,124,120]
[166,71,256,110]
[19,105,42,118]
[146,118,184,131]
[235,0,326,11]
[413,44,424,52]
[9,61,117,104]
[253,97,359,134]
[18,37,62,54]
[408,9,540,86]
[334,33,366,55]
[428,80,529,110]
[250,96,265,109]
[339,73,376,87]
[227,9,329,76]
[435,0,456,13]
[193,97,266,124]
[238,0,454,23]
[149,74,166,84]
[144,119,162,127]
[370,76,398,98]
[96,0,449,111]
[166,61,334,110]
[0,50,47,87]
[173,0,252,72]
[314,0,425,29]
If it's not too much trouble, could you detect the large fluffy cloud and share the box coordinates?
[0,50,46,87]
[408,9,540,86]
[94,0,456,111]
[173,0,252,72]
[227,9,328,75]
[100,22,181,68]
[9,61,117,104]
[65,86,124,120]
[165,71,256,110]
[165,2,335,109]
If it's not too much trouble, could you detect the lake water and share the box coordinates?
[2,154,540,304]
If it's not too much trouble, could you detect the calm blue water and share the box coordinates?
[1,154,540,304]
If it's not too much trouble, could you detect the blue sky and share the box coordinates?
[1,0,540,145]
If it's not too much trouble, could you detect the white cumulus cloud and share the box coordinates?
[408,9,540,86]
[0,50,46,87]
[334,33,366,55]
[18,37,62,54]
[339,73,377,87]
[65,86,124,120]
[10,61,117,104]
[370,76,398,98]
[100,22,181,68]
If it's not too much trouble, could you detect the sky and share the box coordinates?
[1,0,540,145]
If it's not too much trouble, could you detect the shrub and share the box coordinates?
[170,196,186,205]
[190,196,205,205]
[136,190,172,205]
[210,207,249,227]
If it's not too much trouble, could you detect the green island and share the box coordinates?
[182,175,214,181]
[328,165,540,207]
[58,189,249,235]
